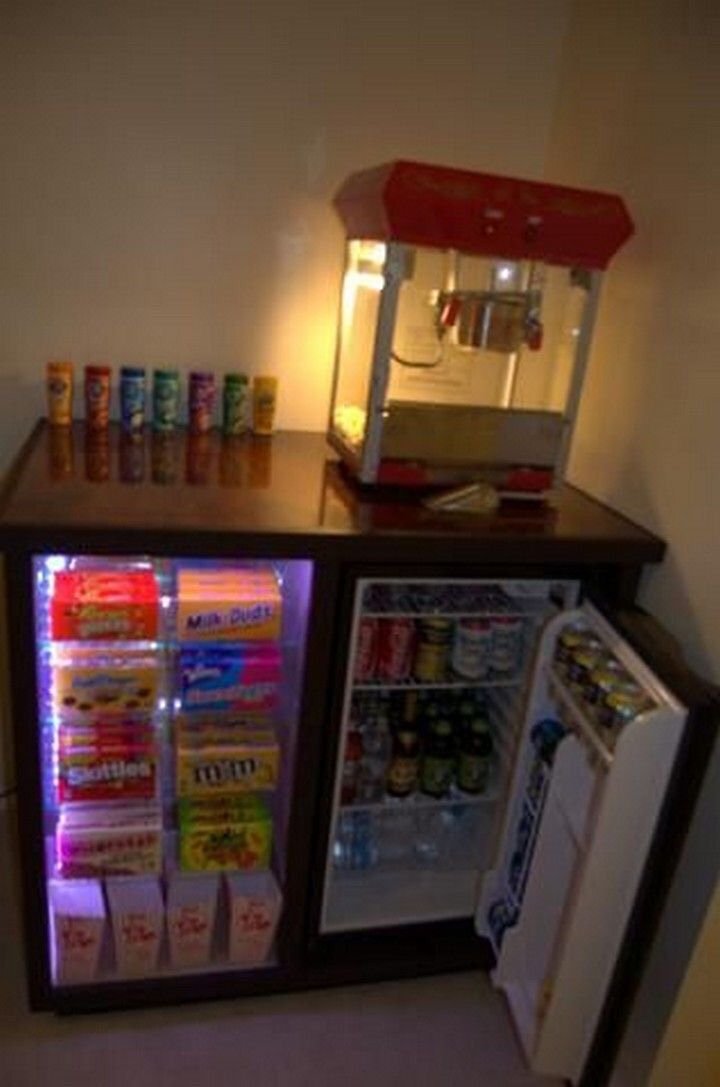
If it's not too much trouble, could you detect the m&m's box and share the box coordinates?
[175,720,279,798]
[51,570,159,641]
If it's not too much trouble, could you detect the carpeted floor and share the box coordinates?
[0,802,559,1086]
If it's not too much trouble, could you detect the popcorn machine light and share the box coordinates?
[327,161,634,495]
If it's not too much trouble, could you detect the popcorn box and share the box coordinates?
[175,722,279,798]
[51,570,159,641]
[226,871,282,965]
[178,644,280,715]
[52,649,159,719]
[57,804,163,877]
[107,877,164,976]
[176,566,282,643]
[49,878,105,984]
[178,795,272,872]
[166,873,219,969]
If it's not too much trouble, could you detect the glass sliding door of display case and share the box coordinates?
[34,554,312,988]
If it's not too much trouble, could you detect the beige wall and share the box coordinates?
[545,0,720,684]
[0,0,571,475]
[544,1,720,1081]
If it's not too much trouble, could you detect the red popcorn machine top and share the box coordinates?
[327,160,634,495]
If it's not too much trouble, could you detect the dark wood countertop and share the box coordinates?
[0,421,665,565]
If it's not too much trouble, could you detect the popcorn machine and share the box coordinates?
[328,161,634,495]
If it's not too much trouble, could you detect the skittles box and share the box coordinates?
[175,719,279,798]
[51,570,159,641]
[178,795,272,872]
[57,722,158,803]
[176,565,282,643]
[178,644,280,715]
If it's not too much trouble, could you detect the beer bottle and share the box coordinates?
[420,718,455,798]
[386,727,420,799]
[458,714,494,795]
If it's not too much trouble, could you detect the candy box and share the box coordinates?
[57,804,163,877]
[57,726,158,803]
[176,566,282,642]
[52,648,159,719]
[178,645,280,714]
[176,721,279,797]
[225,871,282,965]
[107,877,164,976]
[49,878,106,984]
[178,795,272,872]
[166,872,219,968]
[51,570,159,641]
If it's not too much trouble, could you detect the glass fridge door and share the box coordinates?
[34,553,313,988]
[320,577,577,934]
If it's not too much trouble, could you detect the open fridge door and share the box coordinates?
[476,601,688,1084]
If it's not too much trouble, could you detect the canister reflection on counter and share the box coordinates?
[151,430,178,485]
[218,435,244,487]
[247,434,273,489]
[119,429,146,484]
[185,430,214,486]
[48,425,75,480]
[84,426,110,483]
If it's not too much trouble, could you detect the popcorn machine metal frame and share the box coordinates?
[327,161,634,494]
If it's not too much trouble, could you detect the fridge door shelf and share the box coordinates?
[546,668,614,770]
[352,676,523,692]
[339,790,499,814]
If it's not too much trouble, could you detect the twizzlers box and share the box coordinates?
[51,571,159,641]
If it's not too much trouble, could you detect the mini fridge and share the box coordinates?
[314,575,718,1084]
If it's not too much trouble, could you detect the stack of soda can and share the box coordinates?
[354,611,525,685]
[553,621,654,747]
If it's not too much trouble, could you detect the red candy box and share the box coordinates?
[51,570,159,641]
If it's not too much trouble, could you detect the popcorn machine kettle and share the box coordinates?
[327,161,634,496]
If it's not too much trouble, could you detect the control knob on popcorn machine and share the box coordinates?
[327,160,634,499]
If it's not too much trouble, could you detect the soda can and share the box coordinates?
[188,371,216,433]
[554,623,592,676]
[84,365,111,429]
[223,373,249,436]
[354,617,379,682]
[119,367,146,432]
[152,369,180,431]
[490,616,524,675]
[600,682,653,738]
[47,361,74,426]
[413,618,452,683]
[451,618,492,679]
[585,659,628,707]
[119,430,145,483]
[566,636,605,689]
[377,618,416,681]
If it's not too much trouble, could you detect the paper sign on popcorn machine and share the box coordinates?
[327,161,634,496]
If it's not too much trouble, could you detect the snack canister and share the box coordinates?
[120,367,146,432]
[152,369,180,431]
[47,361,74,426]
[84,365,111,429]
[223,373,248,435]
[252,376,278,435]
[188,371,216,433]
